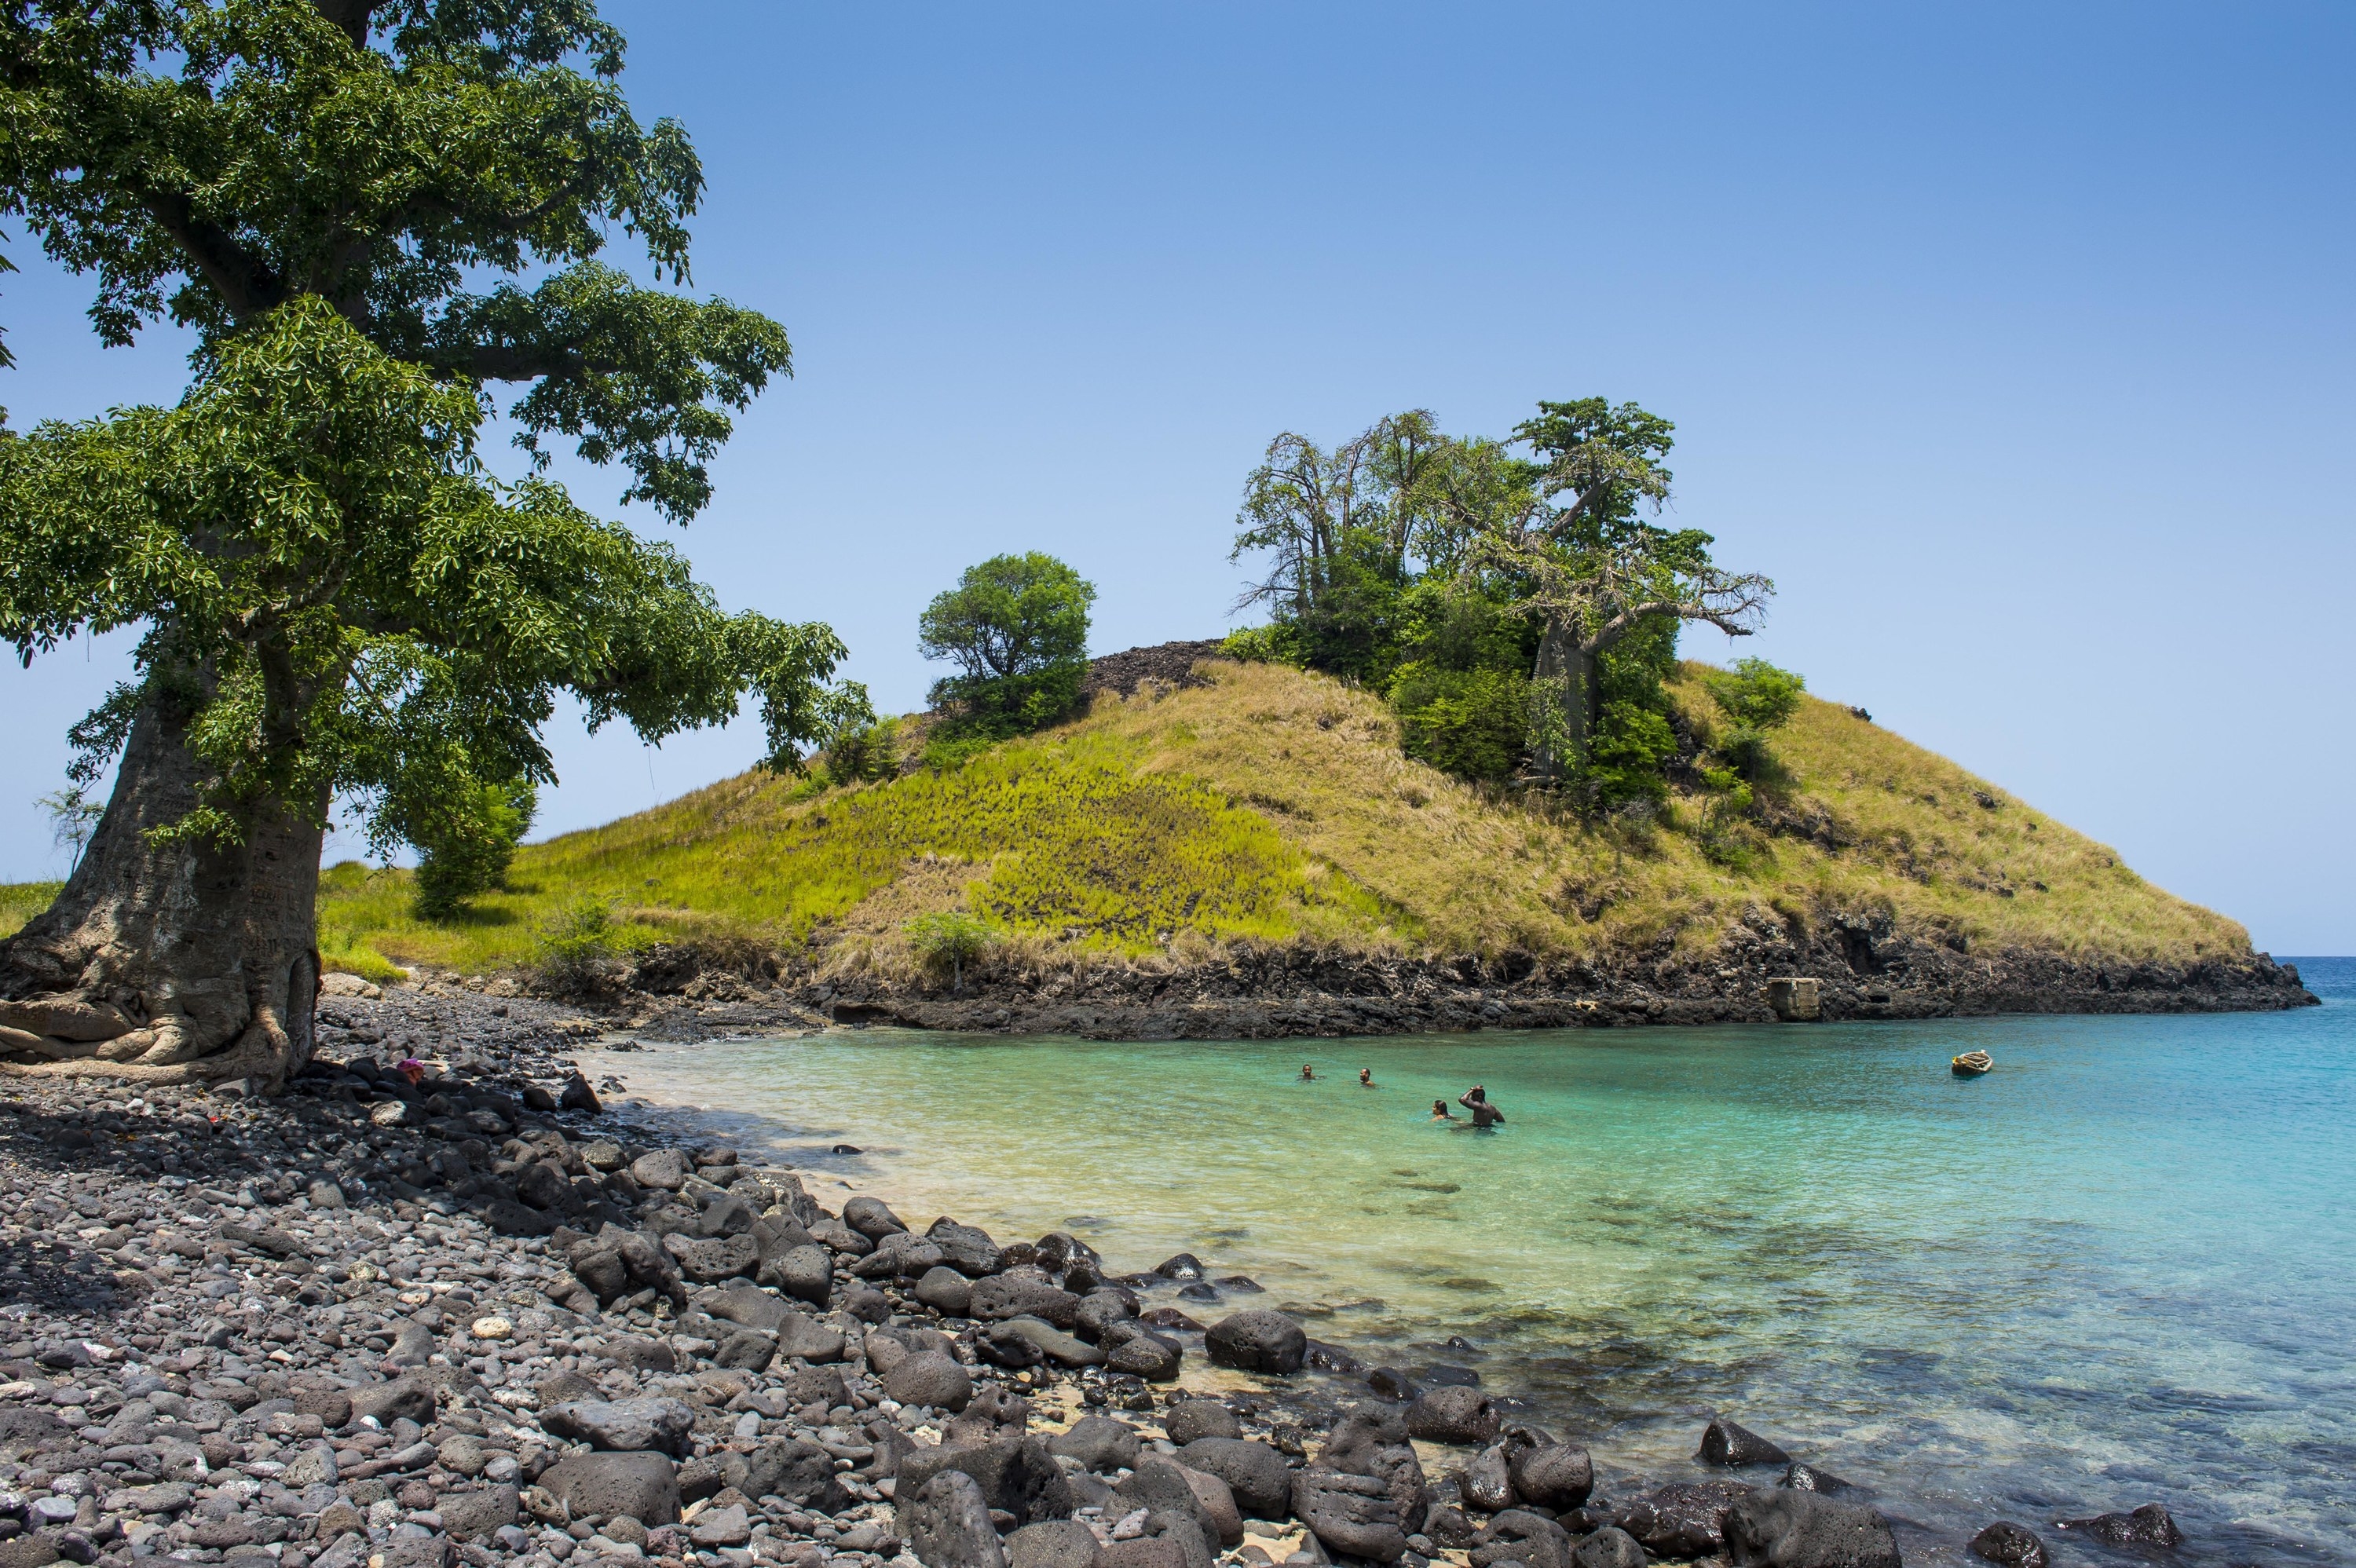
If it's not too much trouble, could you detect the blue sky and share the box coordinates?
[4,2,2351,952]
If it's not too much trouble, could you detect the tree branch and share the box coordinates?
[134,188,285,323]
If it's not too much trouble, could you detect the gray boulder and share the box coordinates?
[1008,1519,1103,1568]
[844,1196,908,1240]
[664,1232,759,1284]
[971,1274,1082,1328]
[1572,1529,1646,1568]
[1049,1415,1140,1474]
[1116,1459,1226,1558]
[1103,1324,1183,1381]
[927,1219,1006,1277]
[1508,1443,1593,1511]
[437,1486,519,1541]
[630,1150,690,1191]
[991,1316,1103,1368]
[349,1379,437,1427]
[725,1440,849,1512]
[1408,1387,1501,1446]
[916,1266,975,1315]
[857,1234,947,1280]
[597,1333,678,1372]
[1163,1401,1240,1445]
[1781,1464,1858,1497]
[898,1435,1075,1526]
[774,1308,848,1362]
[1458,1444,1515,1513]
[884,1351,975,1413]
[1471,1509,1574,1568]
[1293,1468,1407,1564]
[540,1451,681,1525]
[1074,1291,1138,1343]
[1724,1488,1901,1568]
[690,1504,753,1549]
[703,1285,791,1332]
[1175,1438,1290,1523]
[768,1244,834,1308]
[901,1470,1008,1568]
[712,1329,777,1372]
[541,1396,696,1456]
[1205,1310,1306,1375]
[1320,1406,1432,1537]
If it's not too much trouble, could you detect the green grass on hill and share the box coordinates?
[316,728,1390,977]
[9,657,2251,985]
[0,882,60,941]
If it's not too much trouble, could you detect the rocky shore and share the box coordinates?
[535,923,2315,1045]
[0,983,2194,1568]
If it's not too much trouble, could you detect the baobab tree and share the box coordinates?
[0,2,862,1087]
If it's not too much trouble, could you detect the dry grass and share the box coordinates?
[313,656,2252,976]
[1073,660,2249,961]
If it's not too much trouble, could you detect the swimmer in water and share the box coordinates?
[1359,1068,1374,1087]
[1458,1084,1505,1127]
[1300,1064,1316,1081]
[1431,1098,1456,1120]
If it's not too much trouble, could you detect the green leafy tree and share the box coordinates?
[918,553,1096,738]
[0,3,861,1087]
[404,778,536,922]
[1704,656,1805,784]
[1462,400,1773,791]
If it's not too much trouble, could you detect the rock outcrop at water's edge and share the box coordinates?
[0,981,2240,1568]
[565,929,2316,1044]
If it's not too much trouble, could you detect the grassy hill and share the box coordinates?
[256,654,2250,985]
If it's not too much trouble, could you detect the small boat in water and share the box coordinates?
[1952,1050,1993,1076]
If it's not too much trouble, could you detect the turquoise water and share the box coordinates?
[613,962,2356,1565]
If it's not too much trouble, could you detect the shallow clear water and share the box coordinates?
[612,960,2356,1566]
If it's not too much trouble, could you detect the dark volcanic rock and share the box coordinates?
[726,1440,851,1512]
[1509,1443,1594,1511]
[1408,1386,1502,1446]
[1050,1415,1141,1474]
[541,1451,682,1526]
[900,1435,1076,1527]
[1008,1519,1103,1568]
[1571,1530,1646,1568]
[1205,1309,1308,1374]
[1616,1482,1754,1559]
[884,1351,976,1413]
[1969,1522,2050,1568]
[1294,1468,1409,1564]
[2056,1504,2182,1548]
[901,1470,1008,1568]
[1780,1464,1858,1497]
[844,1194,908,1239]
[1176,1438,1292,1522]
[1470,1508,1575,1568]
[1700,1416,1792,1467]
[1165,1399,1242,1445]
[1723,1488,1901,1568]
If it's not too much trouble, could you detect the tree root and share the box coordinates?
[0,1003,300,1091]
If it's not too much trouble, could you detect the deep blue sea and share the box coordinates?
[616,959,2356,1566]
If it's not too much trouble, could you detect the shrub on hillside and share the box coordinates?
[920,553,1096,739]
[904,909,995,994]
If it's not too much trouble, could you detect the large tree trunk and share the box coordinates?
[1527,620,1599,785]
[0,694,321,1090]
